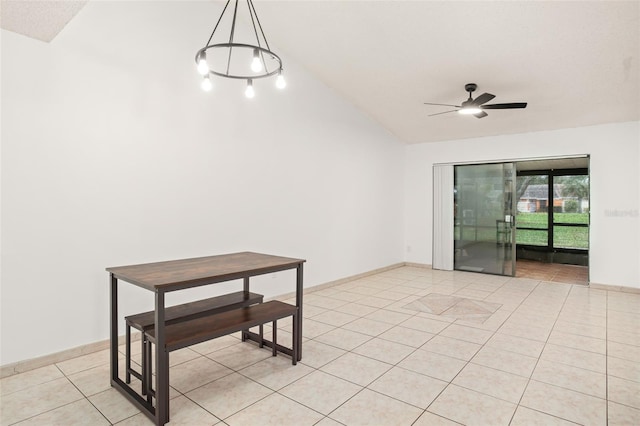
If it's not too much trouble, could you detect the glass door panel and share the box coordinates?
[516,174,549,246]
[454,163,515,276]
[553,175,590,250]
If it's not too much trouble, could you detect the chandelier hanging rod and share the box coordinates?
[203,0,232,47]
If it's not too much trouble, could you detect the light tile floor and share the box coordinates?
[2,266,639,425]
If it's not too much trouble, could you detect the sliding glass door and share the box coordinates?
[515,168,589,265]
[454,163,516,276]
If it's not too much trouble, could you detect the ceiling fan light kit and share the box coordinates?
[195,0,285,97]
[425,83,527,118]
[458,106,482,115]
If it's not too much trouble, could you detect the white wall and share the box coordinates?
[0,1,405,365]
[2,0,637,368]
[405,121,640,288]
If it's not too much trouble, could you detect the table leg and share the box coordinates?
[110,274,119,384]
[155,290,169,425]
[296,263,303,361]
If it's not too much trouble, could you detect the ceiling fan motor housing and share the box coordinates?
[465,83,478,93]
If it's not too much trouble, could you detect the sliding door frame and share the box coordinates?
[433,154,590,277]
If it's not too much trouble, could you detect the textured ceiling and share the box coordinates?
[255,1,640,143]
[1,0,88,42]
[2,1,639,144]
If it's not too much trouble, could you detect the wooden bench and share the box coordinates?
[124,291,264,393]
[144,300,298,397]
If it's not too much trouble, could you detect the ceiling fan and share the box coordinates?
[424,83,527,118]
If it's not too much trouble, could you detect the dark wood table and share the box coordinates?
[107,252,305,425]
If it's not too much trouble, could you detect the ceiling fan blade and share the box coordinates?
[472,93,495,106]
[428,109,459,117]
[424,102,461,108]
[482,102,527,109]
[474,111,488,119]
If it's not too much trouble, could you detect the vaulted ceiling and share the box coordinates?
[2,0,639,144]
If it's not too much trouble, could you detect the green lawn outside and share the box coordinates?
[454,212,589,249]
[516,212,589,249]
[553,226,589,249]
[515,229,548,246]
[517,212,589,226]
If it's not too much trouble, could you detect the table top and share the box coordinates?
[106,251,305,292]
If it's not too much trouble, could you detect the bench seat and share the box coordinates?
[126,291,264,331]
[146,300,298,353]
[124,291,264,393]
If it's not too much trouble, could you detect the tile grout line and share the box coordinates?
[55,363,113,425]
[320,308,427,423]
[188,277,417,425]
[395,274,521,423]
[424,276,538,424]
[6,364,112,426]
[299,274,460,425]
[535,287,613,397]
[505,277,558,425]
[276,279,415,424]
[400,277,568,422]
[420,274,530,421]
[507,281,590,425]
[181,345,309,424]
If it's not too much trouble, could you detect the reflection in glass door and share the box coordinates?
[454,163,516,276]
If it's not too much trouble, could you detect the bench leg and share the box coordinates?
[272,320,277,356]
[141,336,147,396]
[259,324,264,348]
[145,338,153,404]
[292,311,298,365]
[125,325,131,383]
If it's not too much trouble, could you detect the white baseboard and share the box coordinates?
[10,261,625,379]
[1,334,139,379]
[1,262,407,378]
[272,262,406,301]
[589,282,640,294]
[403,262,433,269]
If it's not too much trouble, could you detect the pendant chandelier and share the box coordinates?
[195,0,285,97]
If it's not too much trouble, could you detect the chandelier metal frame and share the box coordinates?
[195,0,283,81]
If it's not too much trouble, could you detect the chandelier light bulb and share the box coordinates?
[197,53,209,75]
[251,49,263,72]
[201,75,212,92]
[245,79,255,98]
[276,72,286,89]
